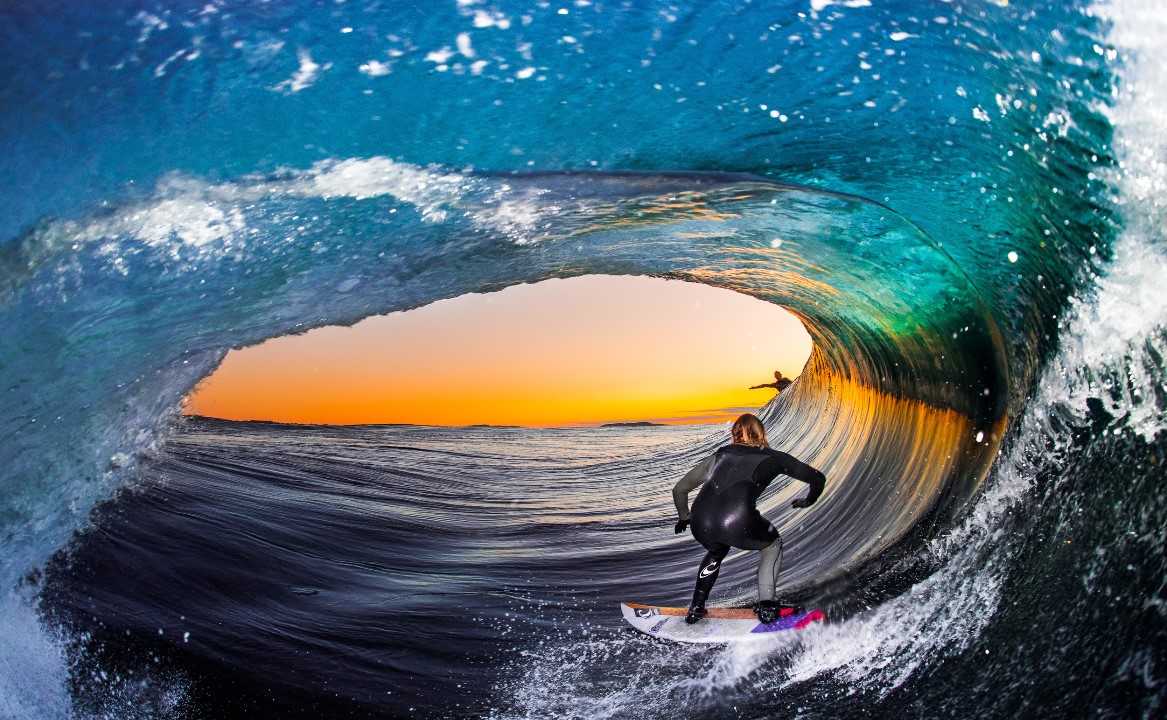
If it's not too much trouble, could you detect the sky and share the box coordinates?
[183,275,813,427]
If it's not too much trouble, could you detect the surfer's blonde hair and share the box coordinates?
[731,413,769,448]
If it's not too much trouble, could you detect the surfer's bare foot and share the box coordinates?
[685,604,706,624]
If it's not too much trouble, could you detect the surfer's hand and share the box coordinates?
[674,519,689,534]
[791,498,811,509]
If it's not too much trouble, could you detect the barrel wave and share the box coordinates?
[2,0,1165,718]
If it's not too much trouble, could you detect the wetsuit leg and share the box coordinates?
[757,537,783,602]
[691,542,730,608]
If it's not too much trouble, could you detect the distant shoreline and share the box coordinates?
[183,415,673,430]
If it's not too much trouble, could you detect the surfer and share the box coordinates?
[749,370,793,392]
[672,413,825,625]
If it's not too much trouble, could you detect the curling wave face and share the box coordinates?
[3,163,1007,719]
[3,0,1165,717]
[2,165,1006,593]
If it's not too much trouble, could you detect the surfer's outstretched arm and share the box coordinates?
[672,454,714,527]
[772,452,826,508]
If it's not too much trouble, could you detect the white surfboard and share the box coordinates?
[621,602,824,643]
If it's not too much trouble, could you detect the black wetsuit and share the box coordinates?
[674,444,825,608]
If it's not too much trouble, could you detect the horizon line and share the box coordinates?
[182,412,750,430]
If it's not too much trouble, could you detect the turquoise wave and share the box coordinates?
[2,0,1163,717]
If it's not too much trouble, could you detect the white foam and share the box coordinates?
[272,48,327,93]
[425,47,455,64]
[45,158,560,267]
[132,11,169,44]
[472,9,512,30]
[154,48,187,78]
[810,0,872,11]
[55,179,250,267]
[457,32,476,58]
[301,157,469,223]
[359,59,391,77]
[129,198,247,249]
[0,590,71,720]
[294,158,577,241]
[1043,0,1167,440]
[781,452,1025,692]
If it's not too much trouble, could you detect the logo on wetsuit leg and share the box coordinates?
[699,561,720,578]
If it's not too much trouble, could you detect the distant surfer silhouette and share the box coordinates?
[671,413,825,625]
[750,370,793,392]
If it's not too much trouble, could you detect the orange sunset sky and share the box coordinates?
[183,275,812,427]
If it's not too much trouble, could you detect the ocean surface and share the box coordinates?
[2,0,1166,718]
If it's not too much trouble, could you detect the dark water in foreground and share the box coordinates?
[43,419,789,718]
[42,412,1167,719]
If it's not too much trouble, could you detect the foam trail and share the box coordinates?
[0,591,71,720]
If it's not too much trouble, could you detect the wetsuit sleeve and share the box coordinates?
[672,454,715,520]
[771,451,826,506]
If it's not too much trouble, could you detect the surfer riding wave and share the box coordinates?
[749,370,793,392]
[672,413,825,624]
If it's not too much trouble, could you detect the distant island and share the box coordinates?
[600,421,665,428]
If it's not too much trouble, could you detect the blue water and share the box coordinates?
[2,0,1166,718]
